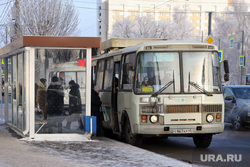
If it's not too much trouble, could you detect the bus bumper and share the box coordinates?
[133,124,224,135]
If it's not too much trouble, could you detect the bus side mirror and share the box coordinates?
[224,73,229,81]
[224,60,229,74]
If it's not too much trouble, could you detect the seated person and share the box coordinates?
[141,76,153,92]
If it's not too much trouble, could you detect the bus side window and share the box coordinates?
[121,53,135,90]
[96,60,105,90]
[122,63,129,84]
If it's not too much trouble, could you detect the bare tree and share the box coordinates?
[111,17,134,38]
[111,10,194,40]
[167,8,194,40]
[214,0,250,85]
[133,15,158,38]
[17,0,79,36]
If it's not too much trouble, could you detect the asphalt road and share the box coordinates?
[140,123,250,167]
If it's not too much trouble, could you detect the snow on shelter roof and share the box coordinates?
[0,36,101,57]
[94,40,218,60]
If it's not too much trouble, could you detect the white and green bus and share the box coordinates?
[92,40,229,148]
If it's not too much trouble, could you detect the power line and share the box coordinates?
[75,4,250,16]
[0,1,12,25]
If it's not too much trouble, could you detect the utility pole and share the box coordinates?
[12,0,20,41]
[208,12,212,36]
[241,30,244,85]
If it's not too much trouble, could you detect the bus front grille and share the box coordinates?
[165,105,199,113]
[202,105,222,112]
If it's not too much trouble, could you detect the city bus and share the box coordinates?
[48,64,86,114]
[92,40,229,148]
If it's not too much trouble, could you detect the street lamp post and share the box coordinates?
[241,30,244,85]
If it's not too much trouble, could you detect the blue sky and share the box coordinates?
[0,0,98,37]
[73,0,98,37]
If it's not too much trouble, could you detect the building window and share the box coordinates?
[197,13,201,17]
[166,12,170,16]
[166,5,171,10]
[197,20,200,23]
[190,20,193,23]
[128,12,132,15]
[190,13,194,16]
[198,5,201,10]
[120,11,124,15]
[113,11,116,15]
[159,12,163,16]
[214,5,217,11]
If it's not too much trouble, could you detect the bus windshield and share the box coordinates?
[59,71,86,89]
[135,51,221,94]
[136,52,180,93]
[183,52,221,93]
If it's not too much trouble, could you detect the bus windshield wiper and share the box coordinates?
[151,80,174,97]
[189,81,213,96]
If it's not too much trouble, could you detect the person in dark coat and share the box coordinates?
[36,78,47,119]
[91,85,102,136]
[47,76,64,116]
[68,80,81,114]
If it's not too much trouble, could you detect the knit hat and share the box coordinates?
[40,78,46,85]
[69,80,75,85]
[52,76,58,82]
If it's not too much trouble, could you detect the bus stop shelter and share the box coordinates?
[0,36,101,140]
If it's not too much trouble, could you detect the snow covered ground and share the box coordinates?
[0,124,202,167]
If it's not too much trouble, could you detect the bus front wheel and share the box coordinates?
[193,134,212,148]
[124,120,142,146]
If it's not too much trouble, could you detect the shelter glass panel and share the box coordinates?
[7,58,12,123]
[35,49,86,134]
[17,52,23,130]
[13,56,17,126]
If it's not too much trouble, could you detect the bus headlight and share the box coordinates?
[206,114,214,123]
[150,97,158,107]
[140,97,159,103]
[150,115,158,123]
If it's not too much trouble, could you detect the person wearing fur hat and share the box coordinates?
[36,78,47,119]
[47,76,64,116]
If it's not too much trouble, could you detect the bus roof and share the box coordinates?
[93,40,218,61]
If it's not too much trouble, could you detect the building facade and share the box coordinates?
[97,0,250,41]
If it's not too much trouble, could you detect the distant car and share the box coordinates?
[223,85,250,130]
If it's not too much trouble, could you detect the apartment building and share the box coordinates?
[97,0,249,42]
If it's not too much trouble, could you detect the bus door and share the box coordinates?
[112,61,120,132]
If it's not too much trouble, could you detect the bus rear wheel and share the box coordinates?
[124,120,142,146]
[193,134,212,148]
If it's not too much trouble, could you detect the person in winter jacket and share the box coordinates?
[91,85,103,136]
[68,80,82,114]
[36,78,47,119]
[47,76,64,116]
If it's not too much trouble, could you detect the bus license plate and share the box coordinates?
[173,129,193,134]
